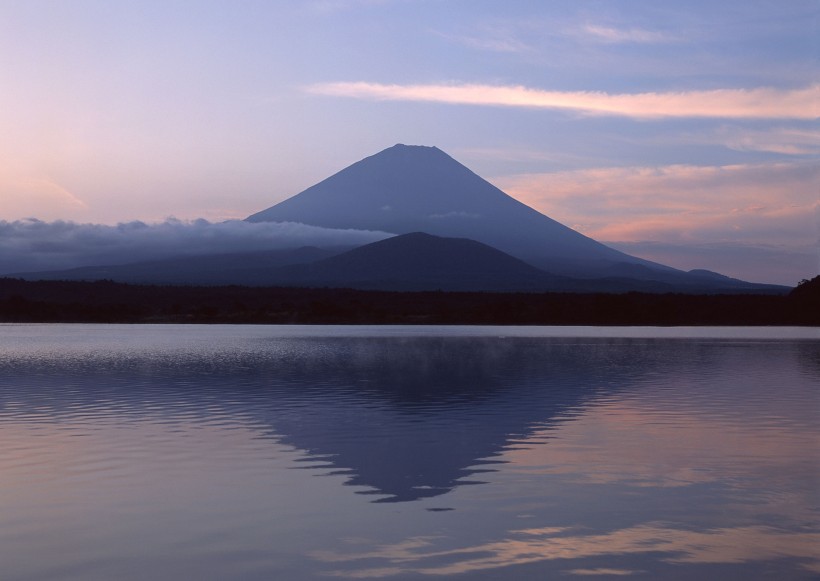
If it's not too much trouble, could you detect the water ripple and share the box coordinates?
[0,324,816,580]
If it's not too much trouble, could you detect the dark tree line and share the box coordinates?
[0,276,817,326]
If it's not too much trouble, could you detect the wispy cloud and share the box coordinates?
[0,218,393,275]
[497,161,818,243]
[713,126,820,155]
[306,82,819,119]
[434,23,533,54]
[307,0,393,15]
[438,32,531,53]
[0,171,88,221]
[438,18,674,57]
[580,24,672,44]
[667,126,820,156]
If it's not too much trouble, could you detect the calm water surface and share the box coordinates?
[1,324,818,580]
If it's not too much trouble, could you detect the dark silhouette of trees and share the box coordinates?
[0,277,816,325]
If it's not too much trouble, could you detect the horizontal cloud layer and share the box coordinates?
[0,218,393,275]
[307,82,819,119]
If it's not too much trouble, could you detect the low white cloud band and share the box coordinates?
[0,219,393,275]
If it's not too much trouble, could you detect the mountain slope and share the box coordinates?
[275,232,568,291]
[276,233,787,293]
[13,232,571,291]
[247,144,670,278]
[12,232,788,293]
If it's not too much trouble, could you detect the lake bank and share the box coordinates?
[1,277,818,326]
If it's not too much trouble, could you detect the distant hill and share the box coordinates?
[11,233,577,291]
[13,232,788,294]
[273,232,566,291]
[270,233,786,293]
[10,246,349,286]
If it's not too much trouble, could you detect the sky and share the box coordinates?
[1,0,818,285]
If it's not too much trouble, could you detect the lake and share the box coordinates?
[1,324,818,580]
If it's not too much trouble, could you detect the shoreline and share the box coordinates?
[2,277,817,326]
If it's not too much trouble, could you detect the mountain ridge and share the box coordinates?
[12,232,788,294]
[247,144,674,278]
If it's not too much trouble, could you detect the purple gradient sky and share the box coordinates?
[1,0,817,284]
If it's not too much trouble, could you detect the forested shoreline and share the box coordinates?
[0,277,816,326]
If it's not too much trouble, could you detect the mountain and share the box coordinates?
[275,232,566,291]
[13,232,785,293]
[10,233,571,291]
[247,144,675,279]
[12,144,786,293]
[272,233,786,293]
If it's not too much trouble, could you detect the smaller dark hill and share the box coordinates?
[273,233,787,294]
[277,232,567,291]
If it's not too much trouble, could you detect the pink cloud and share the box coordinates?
[674,126,820,155]
[718,127,820,155]
[0,171,88,221]
[495,162,819,245]
[495,161,818,283]
[314,525,820,577]
[306,82,819,119]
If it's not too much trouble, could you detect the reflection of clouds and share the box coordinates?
[507,343,818,500]
[0,417,276,508]
[312,344,820,579]
[566,568,641,576]
[314,525,820,577]
[507,399,818,492]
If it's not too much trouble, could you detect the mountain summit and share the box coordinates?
[247,144,668,277]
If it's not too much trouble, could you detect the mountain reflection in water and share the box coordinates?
[0,325,817,580]
[2,333,637,502]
